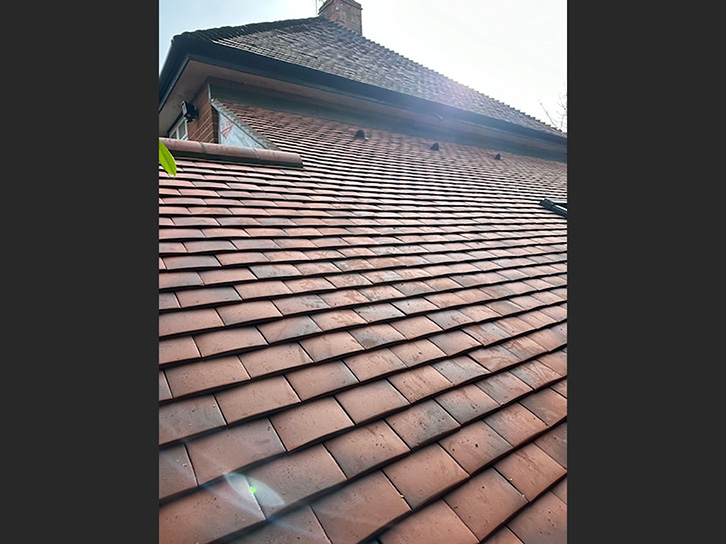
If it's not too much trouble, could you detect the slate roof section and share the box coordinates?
[177,16,564,138]
[158,105,566,543]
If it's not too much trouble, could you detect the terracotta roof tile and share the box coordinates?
[216,300,282,326]
[159,308,224,337]
[509,360,562,390]
[431,356,489,386]
[229,506,330,544]
[335,379,409,424]
[159,475,264,544]
[300,331,365,362]
[310,470,411,544]
[378,500,478,544]
[476,371,533,405]
[175,285,241,307]
[427,308,476,329]
[270,397,353,451]
[257,315,322,343]
[526,326,567,352]
[389,339,447,367]
[159,371,172,401]
[216,376,300,424]
[383,443,468,508]
[389,315,443,339]
[505,491,567,544]
[482,526,525,544]
[186,418,285,484]
[159,444,196,501]
[536,350,567,376]
[391,297,439,315]
[158,99,566,541]
[497,335,548,362]
[343,347,408,382]
[534,423,567,469]
[165,355,250,397]
[550,477,567,504]
[286,360,358,400]
[353,302,405,322]
[386,400,460,449]
[349,323,406,349]
[519,387,567,426]
[435,384,499,424]
[159,336,201,366]
[159,292,180,310]
[515,308,556,329]
[273,293,330,315]
[494,443,566,501]
[325,420,410,478]
[387,365,452,403]
[462,321,511,346]
[551,378,567,398]
[234,279,292,299]
[443,468,527,540]
[310,309,367,331]
[359,284,406,302]
[245,444,346,518]
[484,403,548,448]
[427,330,481,356]
[159,395,226,445]
[439,420,512,474]
[539,304,567,322]
[193,327,267,358]
[237,342,312,378]
[318,288,370,307]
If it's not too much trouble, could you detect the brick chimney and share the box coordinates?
[319,0,362,34]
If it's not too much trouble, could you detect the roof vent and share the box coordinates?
[319,0,363,34]
[539,198,567,218]
[430,142,440,151]
[354,129,366,139]
[494,153,501,160]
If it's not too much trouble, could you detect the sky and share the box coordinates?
[159,0,567,131]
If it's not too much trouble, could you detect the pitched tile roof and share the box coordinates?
[177,16,564,139]
[158,102,566,543]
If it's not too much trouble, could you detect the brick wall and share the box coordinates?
[186,85,218,144]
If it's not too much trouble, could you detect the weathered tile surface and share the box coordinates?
[158,92,566,542]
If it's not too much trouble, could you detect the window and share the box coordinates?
[168,117,188,140]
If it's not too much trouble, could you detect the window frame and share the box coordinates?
[168,117,188,140]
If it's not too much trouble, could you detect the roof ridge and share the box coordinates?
[176,16,321,43]
[159,138,303,168]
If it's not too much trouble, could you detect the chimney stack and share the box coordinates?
[319,0,362,35]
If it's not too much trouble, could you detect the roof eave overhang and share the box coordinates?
[159,35,567,155]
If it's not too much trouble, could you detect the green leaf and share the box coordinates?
[159,139,177,176]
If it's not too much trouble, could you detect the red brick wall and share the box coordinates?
[186,85,218,144]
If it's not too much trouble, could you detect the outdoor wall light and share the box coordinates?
[181,101,198,122]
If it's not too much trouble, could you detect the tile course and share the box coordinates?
[158,104,566,541]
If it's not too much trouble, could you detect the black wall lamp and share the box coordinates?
[181,101,198,122]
